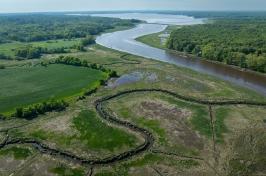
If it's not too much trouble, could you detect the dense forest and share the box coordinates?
[0,14,138,43]
[0,14,139,60]
[167,19,266,73]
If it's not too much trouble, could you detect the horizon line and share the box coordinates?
[1,9,266,15]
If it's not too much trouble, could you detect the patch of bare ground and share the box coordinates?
[0,156,26,176]
[17,155,60,176]
[150,163,213,176]
[136,99,204,151]
[39,109,81,135]
[128,166,157,176]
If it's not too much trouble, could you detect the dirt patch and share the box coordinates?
[18,155,58,176]
[137,100,204,150]
[0,155,27,175]
[128,166,157,176]
[40,110,81,135]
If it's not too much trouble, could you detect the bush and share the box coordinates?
[109,70,118,77]
[0,53,10,60]
[80,36,95,46]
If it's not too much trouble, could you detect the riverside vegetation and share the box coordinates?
[138,18,266,73]
[167,19,266,73]
[0,13,266,176]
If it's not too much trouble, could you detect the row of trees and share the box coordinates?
[42,56,118,77]
[14,45,71,59]
[14,100,68,120]
[167,19,266,73]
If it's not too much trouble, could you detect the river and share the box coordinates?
[91,13,266,96]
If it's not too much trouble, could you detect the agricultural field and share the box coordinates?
[0,64,107,114]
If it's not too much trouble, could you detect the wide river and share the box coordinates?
[90,13,266,96]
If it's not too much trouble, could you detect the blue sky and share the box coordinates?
[0,0,266,13]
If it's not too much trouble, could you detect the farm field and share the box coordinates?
[0,64,107,114]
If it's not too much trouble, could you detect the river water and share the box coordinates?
[90,13,266,96]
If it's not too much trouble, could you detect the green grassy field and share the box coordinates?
[0,64,107,114]
[73,110,137,151]
[0,39,80,57]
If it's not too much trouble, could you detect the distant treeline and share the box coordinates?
[0,14,139,43]
[167,19,266,73]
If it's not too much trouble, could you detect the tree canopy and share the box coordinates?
[167,19,266,73]
[0,14,138,43]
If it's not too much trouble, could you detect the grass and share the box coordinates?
[50,165,84,176]
[125,153,199,172]
[136,32,165,49]
[30,130,52,141]
[0,146,32,159]
[0,64,107,114]
[95,153,199,176]
[95,172,117,176]
[157,94,212,138]
[127,153,162,167]
[26,110,138,152]
[0,39,80,57]
[72,110,137,151]
[136,118,167,144]
[214,107,229,143]
[136,25,179,49]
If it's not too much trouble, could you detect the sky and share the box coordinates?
[0,0,266,13]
